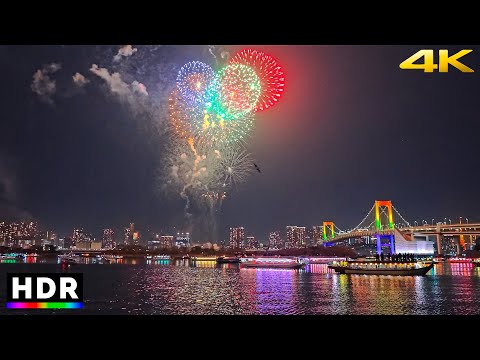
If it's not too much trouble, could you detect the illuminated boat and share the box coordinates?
[447,257,472,264]
[216,256,241,264]
[192,256,217,261]
[240,257,306,269]
[153,255,171,260]
[328,260,434,276]
[301,256,347,264]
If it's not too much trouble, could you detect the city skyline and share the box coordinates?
[1,45,480,241]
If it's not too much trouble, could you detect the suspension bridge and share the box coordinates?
[321,200,480,255]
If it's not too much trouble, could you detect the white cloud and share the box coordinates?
[131,80,148,96]
[30,62,62,104]
[89,64,130,96]
[89,64,149,113]
[72,72,89,87]
[113,45,138,62]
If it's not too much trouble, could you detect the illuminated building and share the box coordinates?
[175,232,190,247]
[161,235,174,248]
[124,223,135,245]
[72,228,94,248]
[268,231,282,249]
[229,227,245,249]
[90,241,102,250]
[393,229,435,255]
[63,237,73,249]
[0,221,38,247]
[102,229,115,249]
[72,228,84,246]
[246,236,258,249]
[133,231,140,246]
[286,226,306,249]
[312,226,322,245]
[41,230,57,246]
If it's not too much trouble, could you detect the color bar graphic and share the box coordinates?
[6,302,83,309]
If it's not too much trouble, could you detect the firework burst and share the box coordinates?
[176,61,215,106]
[229,49,285,112]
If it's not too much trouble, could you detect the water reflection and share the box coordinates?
[2,258,480,314]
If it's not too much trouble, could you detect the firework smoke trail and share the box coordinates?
[179,137,206,217]
[208,45,218,66]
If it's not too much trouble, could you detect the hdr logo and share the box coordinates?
[6,273,83,309]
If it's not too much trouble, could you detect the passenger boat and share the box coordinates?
[447,257,473,264]
[192,256,217,261]
[216,256,241,264]
[301,256,347,264]
[240,257,306,269]
[0,254,23,260]
[153,255,171,260]
[328,260,434,276]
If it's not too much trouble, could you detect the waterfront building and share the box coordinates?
[312,225,322,245]
[175,232,190,247]
[102,228,115,249]
[268,231,283,249]
[286,226,306,248]
[229,227,245,249]
[246,236,258,249]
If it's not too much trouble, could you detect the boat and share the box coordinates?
[240,257,306,269]
[300,256,347,264]
[153,255,171,260]
[328,260,434,276]
[0,254,24,260]
[447,257,473,264]
[192,256,217,261]
[216,256,241,264]
[59,253,80,265]
[472,259,480,267]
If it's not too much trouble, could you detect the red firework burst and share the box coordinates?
[229,49,285,112]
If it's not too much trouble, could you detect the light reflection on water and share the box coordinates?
[1,259,480,315]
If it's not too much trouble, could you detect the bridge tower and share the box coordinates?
[375,200,394,230]
[375,200,395,255]
[323,222,335,240]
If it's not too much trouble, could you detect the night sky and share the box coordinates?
[1,45,479,242]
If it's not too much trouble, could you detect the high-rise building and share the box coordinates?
[312,225,322,245]
[160,235,174,248]
[286,226,306,249]
[124,223,135,245]
[72,228,83,246]
[229,227,245,249]
[175,232,190,247]
[103,229,115,249]
[72,228,94,248]
[132,231,140,246]
[246,236,258,249]
[0,221,38,247]
[269,231,283,249]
